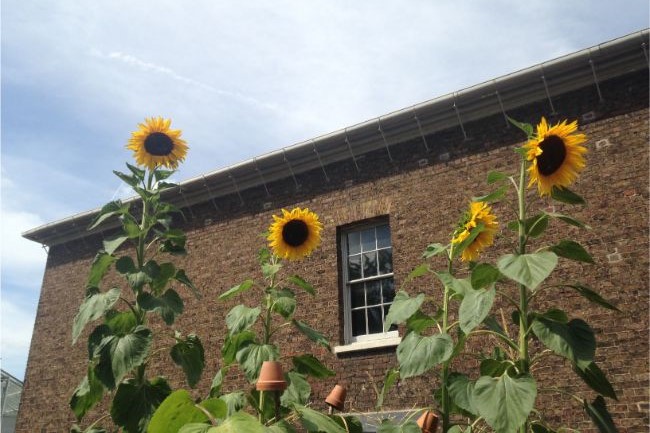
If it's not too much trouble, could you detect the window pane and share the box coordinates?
[347,231,361,255]
[378,248,393,274]
[376,224,391,249]
[360,228,376,252]
[383,305,398,332]
[351,310,366,336]
[348,254,361,280]
[382,278,395,303]
[362,251,377,277]
[366,280,381,306]
[367,307,383,334]
[350,283,365,308]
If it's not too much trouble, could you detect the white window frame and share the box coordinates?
[335,219,400,352]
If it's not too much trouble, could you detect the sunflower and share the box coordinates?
[523,117,587,196]
[267,208,323,260]
[451,201,498,262]
[126,117,188,170]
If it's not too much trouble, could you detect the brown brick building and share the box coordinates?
[17,31,649,432]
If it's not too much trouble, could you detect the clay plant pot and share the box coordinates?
[325,384,347,411]
[256,361,287,391]
[416,410,439,433]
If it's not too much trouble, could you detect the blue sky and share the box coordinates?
[1,1,648,380]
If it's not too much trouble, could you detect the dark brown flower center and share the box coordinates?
[537,135,566,176]
[144,132,174,156]
[282,219,309,247]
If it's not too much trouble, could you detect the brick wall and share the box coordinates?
[16,69,649,432]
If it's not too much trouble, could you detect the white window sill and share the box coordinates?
[333,336,402,354]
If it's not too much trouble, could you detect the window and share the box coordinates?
[339,220,398,348]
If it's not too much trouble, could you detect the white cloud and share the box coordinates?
[1,209,48,290]
[0,297,36,380]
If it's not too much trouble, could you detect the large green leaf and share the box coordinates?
[218,392,247,416]
[280,371,311,406]
[376,420,421,433]
[94,326,153,389]
[472,185,507,203]
[550,240,594,264]
[88,200,129,230]
[150,262,177,294]
[148,389,210,433]
[137,289,184,325]
[405,310,438,333]
[584,396,617,433]
[473,373,537,433]
[111,377,171,433]
[104,310,137,335]
[87,252,117,288]
[292,320,330,350]
[175,269,200,298]
[265,420,298,433]
[531,316,595,364]
[564,284,619,311]
[397,332,453,378]
[332,416,364,433]
[574,361,617,400]
[171,334,205,388]
[422,243,447,258]
[70,366,105,421]
[222,331,255,366]
[236,343,278,381]
[73,287,121,344]
[447,373,478,416]
[294,404,346,433]
[471,263,500,289]
[435,272,471,297]
[459,286,495,333]
[270,288,297,319]
[219,280,255,301]
[497,252,557,290]
[103,234,129,255]
[384,291,425,331]
[207,411,265,433]
[179,424,211,433]
[226,305,261,336]
[288,275,315,296]
[507,117,533,137]
[292,354,335,378]
[545,212,590,229]
[403,264,430,284]
[551,186,586,205]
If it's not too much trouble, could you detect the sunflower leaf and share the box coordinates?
[125,162,145,180]
[422,243,448,258]
[397,332,453,378]
[113,170,139,188]
[154,168,175,181]
[459,286,496,334]
[472,185,507,203]
[219,280,255,301]
[551,186,586,205]
[563,284,620,311]
[487,170,508,184]
[507,116,534,138]
[583,396,617,433]
[384,291,425,331]
[288,275,316,296]
[171,334,205,388]
[292,319,330,350]
[473,373,537,433]
[292,354,335,378]
[497,252,557,291]
[72,287,121,344]
[573,361,617,400]
[174,269,200,298]
[404,263,430,284]
[549,240,594,264]
[545,212,591,229]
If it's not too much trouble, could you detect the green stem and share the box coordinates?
[440,253,453,433]
[517,158,530,433]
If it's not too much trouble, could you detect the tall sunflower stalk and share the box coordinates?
[386,117,620,433]
[70,118,204,433]
[148,208,364,433]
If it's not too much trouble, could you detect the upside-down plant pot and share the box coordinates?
[256,361,287,391]
[416,410,439,433]
[325,384,347,412]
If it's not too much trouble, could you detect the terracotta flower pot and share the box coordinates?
[256,361,287,391]
[416,410,439,433]
[325,384,346,411]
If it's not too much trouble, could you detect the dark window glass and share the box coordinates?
[348,254,361,280]
[378,248,393,275]
[350,283,365,308]
[347,231,361,255]
[366,280,381,306]
[351,310,366,336]
[382,278,395,303]
[361,228,376,252]
[376,224,391,249]
[362,251,378,277]
[367,307,383,334]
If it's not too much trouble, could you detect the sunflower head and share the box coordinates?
[523,117,587,196]
[267,208,323,261]
[451,201,498,262]
[126,117,188,170]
